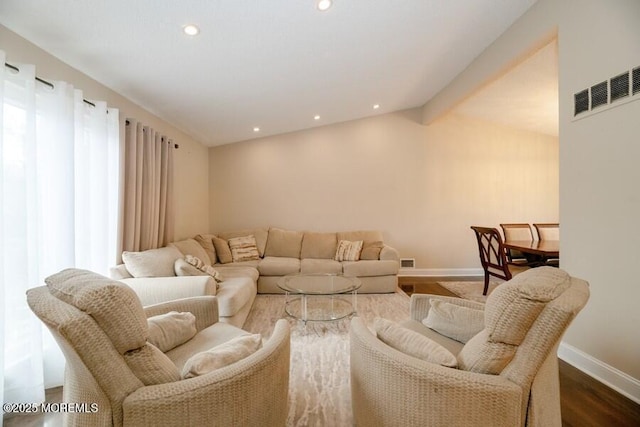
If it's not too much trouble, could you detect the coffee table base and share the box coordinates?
[284,293,358,323]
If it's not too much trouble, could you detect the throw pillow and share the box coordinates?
[147,311,197,352]
[184,255,224,282]
[174,258,205,277]
[422,299,485,343]
[124,343,182,385]
[212,236,233,264]
[122,246,183,278]
[194,234,218,264]
[334,240,363,262]
[359,240,385,260]
[228,235,260,262]
[374,318,458,367]
[181,334,263,378]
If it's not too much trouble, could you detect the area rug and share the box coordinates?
[242,290,411,427]
[438,281,501,302]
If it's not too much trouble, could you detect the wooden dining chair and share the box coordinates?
[470,226,513,295]
[533,223,560,267]
[500,223,536,266]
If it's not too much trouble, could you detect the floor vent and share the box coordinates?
[573,65,640,119]
[400,258,415,268]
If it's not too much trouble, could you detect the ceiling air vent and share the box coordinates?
[574,89,589,115]
[633,66,640,96]
[591,81,608,109]
[610,72,630,102]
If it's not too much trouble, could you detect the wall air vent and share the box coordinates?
[573,65,640,119]
[590,81,608,109]
[610,72,630,102]
[400,258,415,268]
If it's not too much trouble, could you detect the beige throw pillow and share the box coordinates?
[147,311,197,352]
[359,240,384,260]
[184,255,224,283]
[228,235,260,262]
[334,240,363,261]
[212,237,233,264]
[374,318,458,367]
[181,334,263,378]
[423,299,485,343]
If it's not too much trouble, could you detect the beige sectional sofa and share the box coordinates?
[111,227,400,326]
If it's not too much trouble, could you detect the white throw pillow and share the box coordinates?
[423,299,485,343]
[374,318,457,367]
[122,246,183,278]
[334,240,363,261]
[181,333,263,378]
[147,311,197,352]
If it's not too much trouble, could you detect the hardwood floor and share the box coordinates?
[5,278,639,426]
[399,276,640,427]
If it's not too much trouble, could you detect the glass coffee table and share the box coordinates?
[278,273,362,323]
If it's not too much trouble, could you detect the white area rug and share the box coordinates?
[438,281,501,302]
[243,290,411,427]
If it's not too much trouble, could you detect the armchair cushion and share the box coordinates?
[181,333,263,378]
[422,299,484,343]
[147,311,197,352]
[124,343,181,385]
[374,318,457,367]
[122,246,183,278]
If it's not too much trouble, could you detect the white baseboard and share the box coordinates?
[559,342,640,404]
[398,268,484,277]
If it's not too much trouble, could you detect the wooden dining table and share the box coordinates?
[504,240,560,258]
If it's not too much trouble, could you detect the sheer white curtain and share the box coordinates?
[0,51,119,412]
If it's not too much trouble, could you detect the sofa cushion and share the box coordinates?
[219,228,269,257]
[212,237,233,264]
[342,260,399,277]
[147,311,197,352]
[169,238,211,265]
[265,228,304,258]
[181,333,263,378]
[300,232,338,259]
[194,234,218,264]
[215,276,257,317]
[122,246,183,278]
[228,235,260,262]
[422,299,484,343]
[334,240,363,261]
[360,241,384,260]
[258,256,301,276]
[337,230,384,243]
[300,258,342,275]
[374,318,457,367]
[214,266,260,282]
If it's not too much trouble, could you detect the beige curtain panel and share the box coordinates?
[122,119,175,252]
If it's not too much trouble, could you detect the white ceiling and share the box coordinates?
[0,0,544,146]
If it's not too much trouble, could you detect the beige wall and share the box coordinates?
[423,0,640,396]
[0,25,210,242]
[209,109,558,270]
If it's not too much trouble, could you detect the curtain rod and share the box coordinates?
[4,61,96,107]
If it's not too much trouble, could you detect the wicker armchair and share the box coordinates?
[27,268,290,427]
[350,267,589,427]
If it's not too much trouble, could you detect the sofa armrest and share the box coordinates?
[409,294,485,322]
[379,245,400,262]
[144,296,219,331]
[110,264,133,279]
[120,276,217,307]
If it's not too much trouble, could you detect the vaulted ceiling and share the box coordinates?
[1,0,551,146]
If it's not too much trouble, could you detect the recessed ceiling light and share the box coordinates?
[373,104,380,110]
[183,24,200,36]
[314,115,321,120]
[317,0,332,12]
[253,127,260,132]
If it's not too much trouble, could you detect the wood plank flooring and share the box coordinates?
[399,276,640,427]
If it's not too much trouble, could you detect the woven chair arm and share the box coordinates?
[409,293,485,321]
[122,319,290,426]
[350,317,521,427]
[143,296,219,331]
